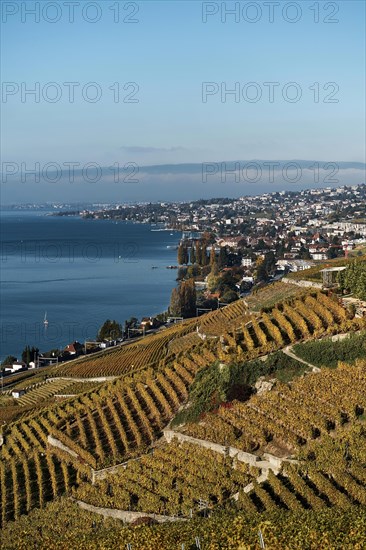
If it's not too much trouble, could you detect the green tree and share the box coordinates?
[221,289,239,303]
[255,256,267,281]
[98,320,123,341]
[201,243,208,266]
[1,355,17,368]
[21,346,39,365]
[177,266,188,280]
[187,263,200,278]
[195,241,202,266]
[211,260,219,276]
[169,280,197,318]
[190,244,196,264]
[327,247,339,259]
[180,279,197,318]
[338,259,366,299]
[299,246,311,260]
[218,247,228,269]
[22,345,31,366]
[207,273,220,292]
[177,244,186,265]
[256,251,276,281]
[183,246,189,264]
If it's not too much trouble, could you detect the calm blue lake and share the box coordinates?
[0,211,180,360]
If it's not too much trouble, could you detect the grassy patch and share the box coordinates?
[171,351,307,426]
[245,282,307,312]
[172,361,252,426]
[244,351,309,384]
[293,331,366,368]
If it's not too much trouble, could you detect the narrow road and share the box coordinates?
[282,345,318,370]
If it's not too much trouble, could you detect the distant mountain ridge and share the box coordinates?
[1,160,365,203]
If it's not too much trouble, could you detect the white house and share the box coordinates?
[11,362,26,373]
[241,258,253,267]
[311,252,328,261]
[12,390,26,399]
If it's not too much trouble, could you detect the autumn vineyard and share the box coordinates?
[1,284,366,549]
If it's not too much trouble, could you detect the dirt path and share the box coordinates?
[282,345,318,370]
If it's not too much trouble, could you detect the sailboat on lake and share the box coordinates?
[43,312,49,327]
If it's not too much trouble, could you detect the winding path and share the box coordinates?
[281,345,319,370]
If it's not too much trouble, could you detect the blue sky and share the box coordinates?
[1,1,365,202]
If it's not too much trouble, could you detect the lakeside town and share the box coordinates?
[2,184,365,377]
[68,184,366,263]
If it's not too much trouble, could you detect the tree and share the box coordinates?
[169,280,197,318]
[218,247,228,269]
[124,317,138,330]
[209,246,216,266]
[22,345,31,366]
[255,252,276,281]
[169,287,181,317]
[190,245,196,264]
[201,243,208,266]
[299,246,311,260]
[195,241,202,266]
[184,246,189,264]
[98,319,123,341]
[338,259,366,299]
[177,244,186,265]
[255,256,267,282]
[187,263,200,278]
[276,242,286,258]
[216,271,238,293]
[177,266,188,280]
[22,346,39,365]
[326,247,338,259]
[210,260,219,276]
[180,279,197,318]
[221,290,239,304]
[1,355,17,368]
[256,238,267,251]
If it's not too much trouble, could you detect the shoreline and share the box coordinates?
[0,214,181,363]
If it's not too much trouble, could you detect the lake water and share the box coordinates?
[0,211,180,361]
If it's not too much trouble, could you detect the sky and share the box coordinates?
[1,0,365,203]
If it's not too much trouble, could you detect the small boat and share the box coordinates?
[43,312,48,326]
[151,266,158,269]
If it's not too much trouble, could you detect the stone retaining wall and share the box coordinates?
[163,430,279,468]
[47,376,117,382]
[47,435,78,458]
[74,499,186,524]
[91,457,142,484]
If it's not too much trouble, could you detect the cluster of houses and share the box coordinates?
[3,316,162,378]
